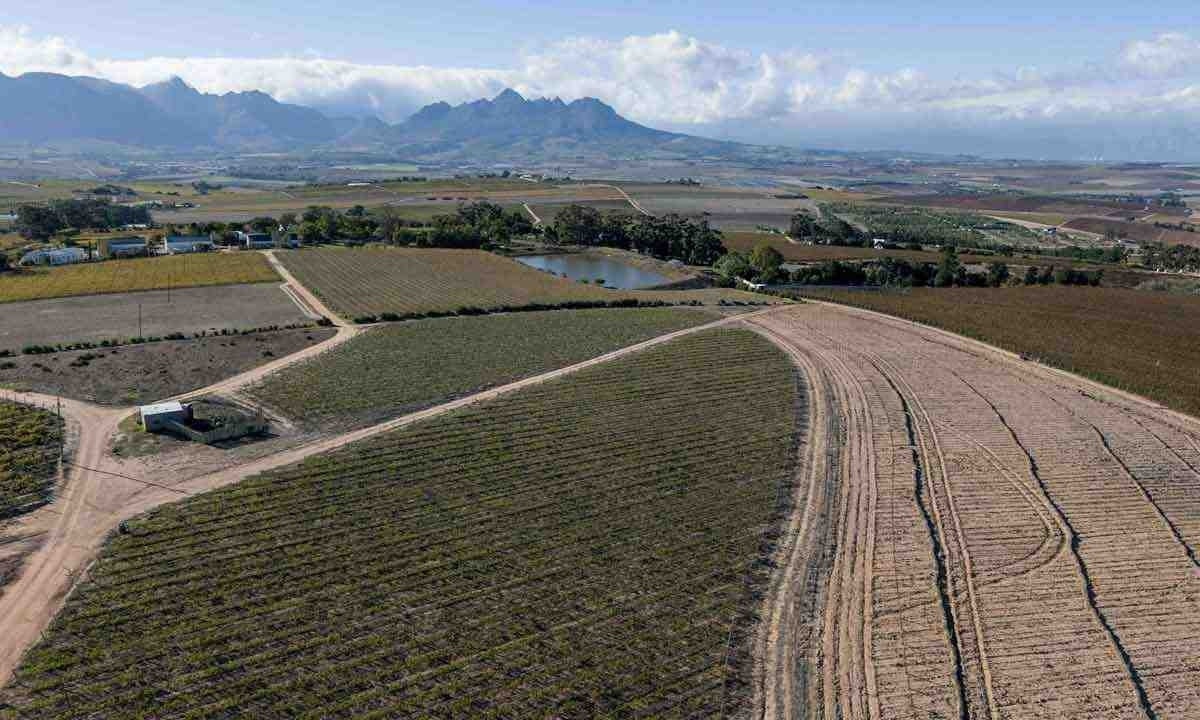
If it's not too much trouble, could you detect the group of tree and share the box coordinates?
[548,205,725,265]
[1019,264,1104,287]
[15,199,151,240]
[714,242,785,283]
[761,245,1103,290]
[422,202,535,249]
[1141,242,1200,273]
[788,211,861,246]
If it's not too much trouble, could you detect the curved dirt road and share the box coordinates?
[0,308,770,688]
[751,303,1200,720]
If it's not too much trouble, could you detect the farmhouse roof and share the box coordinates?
[140,401,186,416]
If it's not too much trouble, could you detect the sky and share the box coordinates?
[3,2,1200,160]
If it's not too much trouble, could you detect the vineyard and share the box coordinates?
[247,307,718,428]
[824,202,1042,248]
[0,401,62,519]
[0,253,279,303]
[794,286,1200,416]
[3,329,803,719]
[275,246,766,318]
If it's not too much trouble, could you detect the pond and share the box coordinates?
[515,254,672,290]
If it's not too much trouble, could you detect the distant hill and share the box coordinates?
[0,73,336,151]
[340,89,738,161]
[0,74,739,160]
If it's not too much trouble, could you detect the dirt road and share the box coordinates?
[590,183,652,216]
[522,202,542,225]
[262,249,346,325]
[751,303,1200,719]
[0,308,769,688]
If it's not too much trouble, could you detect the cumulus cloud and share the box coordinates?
[1121,32,1200,77]
[2,24,1199,146]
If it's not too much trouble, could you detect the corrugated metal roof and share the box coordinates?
[140,401,186,416]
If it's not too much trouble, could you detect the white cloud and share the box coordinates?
[1121,32,1200,77]
[1,24,1199,143]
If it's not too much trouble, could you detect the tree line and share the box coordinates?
[15,199,151,240]
[547,204,726,265]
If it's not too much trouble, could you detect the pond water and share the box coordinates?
[515,254,672,290]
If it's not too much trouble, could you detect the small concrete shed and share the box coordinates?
[139,401,192,432]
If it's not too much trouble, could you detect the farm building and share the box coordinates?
[96,236,148,259]
[139,401,192,433]
[18,247,89,266]
[164,235,215,254]
[237,231,275,249]
[872,238,888,249]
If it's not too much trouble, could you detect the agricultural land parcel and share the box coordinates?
[722,232,1110,270]
[1,328,334,406]
[0,400,62,520]
[5,329,804,719]
[248,308,718,428]
[798,285,1200,416]
[0,253,278,304]
[146,179,631,224]
[275,246,770,318]
[0,284,311,349]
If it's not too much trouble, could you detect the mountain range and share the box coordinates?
[0,73,736,160]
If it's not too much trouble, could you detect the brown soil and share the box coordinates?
[749,303,1200,719]
[0,283,313,349]
[1064,217,1200,248]
[0,328,335,405]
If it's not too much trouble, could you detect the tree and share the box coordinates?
[248,216,278,233]
[986,262,1010,288]
[1023,265,1039,285]
[748,242,784,281]
[0,251,8,272]
[1039,265,1055,285]
[279,212,297,227]
[714,251,753,282]
[934,246,960,287]
[552,204,604,245]
[789,212,818,240]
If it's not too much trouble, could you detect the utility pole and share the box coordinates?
[138,302,143,339]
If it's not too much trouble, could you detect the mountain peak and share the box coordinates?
[492,88,527,106]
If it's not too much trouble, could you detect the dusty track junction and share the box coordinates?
[1,296,1198,718]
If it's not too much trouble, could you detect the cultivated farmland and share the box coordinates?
[4,329,804,719]
[0,400,62,519]
[248,307,718,428]
[0,284,312,349]
[793,285,1200,417]
[752,304,1200,719]
[0,253,278,304]
[275,246,767,318]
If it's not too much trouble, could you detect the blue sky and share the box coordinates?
[3,3,1200,159]
[13,1,1190,72]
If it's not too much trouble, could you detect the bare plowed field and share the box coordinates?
[752,304,1200,719]
[1063,217,1200,249]
[0,284,311,349]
